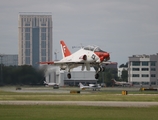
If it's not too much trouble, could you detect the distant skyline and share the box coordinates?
[0,0,158,65]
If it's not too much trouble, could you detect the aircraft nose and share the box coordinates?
[104,52,110,61]
[104,52,110,58]
[94,51,110,62]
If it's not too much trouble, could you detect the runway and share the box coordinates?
[0,101,158,107]
[0,86,141,93]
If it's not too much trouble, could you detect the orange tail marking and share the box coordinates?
[60,40,71,57]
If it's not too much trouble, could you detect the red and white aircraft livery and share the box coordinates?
[39,40,110,79]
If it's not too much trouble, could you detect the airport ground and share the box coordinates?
[0,85,158,94]
[0,86,158,103]
[0,86,158,120]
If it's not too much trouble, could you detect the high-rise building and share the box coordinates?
[18,12,53,68]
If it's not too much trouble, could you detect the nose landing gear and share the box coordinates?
[95,73,99,79]
[67,73,71,79]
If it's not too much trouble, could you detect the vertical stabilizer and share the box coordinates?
[60,40,71,58]
[79,83,84,89]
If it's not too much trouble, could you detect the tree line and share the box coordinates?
[0,63,128,86]
[0,65,45,85]
[97,63,128,87]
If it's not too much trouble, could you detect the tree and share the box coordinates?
[2,65,45,85]
[98,68,118,87]
[119,62,128,68]
[121,69,128,82]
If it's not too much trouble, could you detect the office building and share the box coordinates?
[128,54,158,86]
[18,12,53,67]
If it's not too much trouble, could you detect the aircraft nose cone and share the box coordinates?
[104,52,110,58]
[94,51,110,62]
[104,52,110,61]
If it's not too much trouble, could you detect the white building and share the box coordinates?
[18,12,53,68]
[128,54,158,86]
[44,62,118,86]
[44,66,97,86]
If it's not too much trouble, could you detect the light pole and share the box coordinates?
[0,55,3,86]
[54,49,59,61]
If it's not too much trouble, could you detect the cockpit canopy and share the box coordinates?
[83,45,105,52]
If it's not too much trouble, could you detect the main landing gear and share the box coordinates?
[95,73,99,79]
[95,66,105,79]
[66,66,105,79]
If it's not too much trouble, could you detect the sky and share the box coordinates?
[0,0,158,66]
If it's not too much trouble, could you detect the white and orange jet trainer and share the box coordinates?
[39,40,110,79]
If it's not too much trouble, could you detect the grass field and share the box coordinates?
[0,105,158,120]
[0,87,158,120]
[0,90,158,101]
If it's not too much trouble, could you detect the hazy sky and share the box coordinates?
[0,0,158,65]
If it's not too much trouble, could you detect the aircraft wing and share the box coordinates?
[102,61,117,65]
[39,60,115,65]
[39,61,86,65]
[39,61,87,70]
[39,61,115,71]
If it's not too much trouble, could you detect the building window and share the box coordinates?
[151,61,156,66]
[142,74,149,77]
[132,68,140,71]
[42,57,46,61]
[141,68,149,71]
[25,33,30,40]
[25,41,30,48]
[142,82,149,85]
[25,49,30,56]
[41,28,46,32]
[21,33,23,40]
[41,49,46,56]
[25,57,30,64]
[132,82,140,85]
[151,82,156,85]
[41,41,46,48]
[151,74,156,77]
[25,23,30,26]
[142,61,149,66]
[41,23,46,26]
[41,33,46,40]
[132,61,140,66]
[132,74,139,77]
[151,68,156,71]
[25,28,30,32]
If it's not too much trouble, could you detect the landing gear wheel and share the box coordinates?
[67,73,71,79]
[95,73,99,79]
